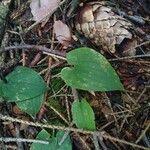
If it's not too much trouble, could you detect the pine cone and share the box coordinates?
[75,2,133,53]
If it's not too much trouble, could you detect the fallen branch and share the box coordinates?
[0,114,149,150]
[109,54,150,61]
[0,44,66,60]
[1,44,150,62]
[0,137,49,145]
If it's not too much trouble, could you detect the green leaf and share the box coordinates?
[30,129,52,150]
[56,131,72,150]
[1,66,47,102]
[0,80,4,96]
[61,47,124,91]
[30,130,72,150]
[0,66,47,116]
[16,94,44,117]
[71,99,96,131]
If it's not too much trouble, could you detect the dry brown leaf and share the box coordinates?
[30,0,60,22]
[54,20,72,47]
[76,2,133,54]
[119,38,138,56]
[12,105,25,115]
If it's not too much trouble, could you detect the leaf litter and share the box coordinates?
[30,0,61,22]
[0,0,150,149]
[54,20,72,48]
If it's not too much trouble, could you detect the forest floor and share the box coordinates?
[0,0,150,150]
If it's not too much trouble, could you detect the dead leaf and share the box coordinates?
[76,2,133,54]
[78,4,94,23]
[119,38,138,56]
[54,20,72,47]
[12,105,25,115]
[30,0,60,22]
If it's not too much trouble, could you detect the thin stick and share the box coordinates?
[0,44,66,60]
[97,136,108,150]
[72,88,79,100]
[1,44,150,61]
[44,102,91,149]
[0,137,49,144]
[65,95,71,122]
[136,123,150,144]
[46,103,69,124]
[0,145,17,150]
[0,115,150,149]
[109,54,150,61]
[136,87,147,103]
[92,134,101,150]
[123,41,150,54]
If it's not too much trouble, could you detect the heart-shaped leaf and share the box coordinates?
[71,99,96,131]
[0,66,47,116]
[1,66,47,102]
[61,47,124,91]
[30,130,72,150]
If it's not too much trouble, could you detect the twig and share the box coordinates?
[45,103,69,124]
[109,54,150,61]
[143,135,150,147]
[92,134,101,150]
[97,136,108,150]
[0,44,66,60]
[30,52,42,67]
[0,115,150,149]
[136,123,150,144]
[76,135,91,150]
[70,88,86,148]
[10,0,31,20]
[136,87,147,103]
[71,88,79,100]
[58,122,74,146]
[0,137,49,144]
[0,145,17,150]
[1,44,150,62]
[46,94,90,149]
[44,102,90,149]
[122,41,150,54]
[65,95,71,122]
[15,124,24,150]
[117,10,145,25]
[44,15,55,85]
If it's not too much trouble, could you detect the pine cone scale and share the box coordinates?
[75,2,133,54]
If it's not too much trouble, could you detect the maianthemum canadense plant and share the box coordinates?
[0,47,124,149]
